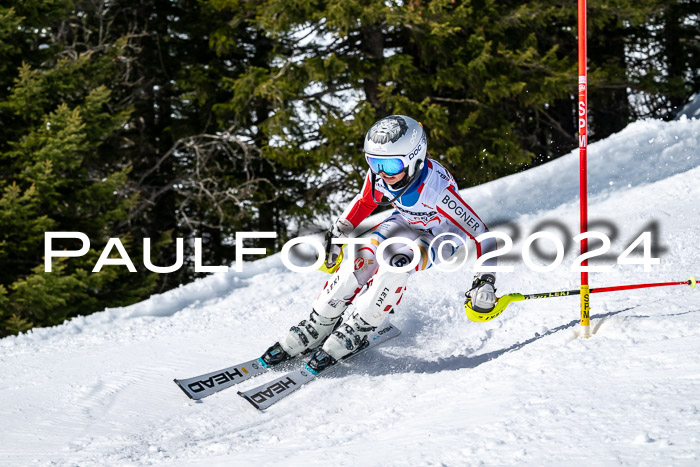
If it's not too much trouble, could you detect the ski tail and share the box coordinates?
[174,358,268,400]
[238,369,316,409]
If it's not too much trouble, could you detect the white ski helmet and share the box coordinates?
[363,115,427,179]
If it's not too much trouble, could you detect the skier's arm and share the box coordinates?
[335,170,382,234]
[435,185,497,266]
[324,171,382,268]
[436,185,497,311]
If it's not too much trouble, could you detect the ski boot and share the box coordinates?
[278,310,341,357]
[261,311,342,367]
[320,313,372,361]
[279,258,366,357]
[305,317,371,374]
[322,270,408,361]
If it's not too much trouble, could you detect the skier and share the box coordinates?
[262,115,499,372]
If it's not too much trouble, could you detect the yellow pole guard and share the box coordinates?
[580,284,591,337]
[465,293,525,322]
[318,248,344,274]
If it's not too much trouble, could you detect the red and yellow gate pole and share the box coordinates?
[578,0,591,337]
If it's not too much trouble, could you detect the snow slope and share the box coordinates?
[1,117,699,466]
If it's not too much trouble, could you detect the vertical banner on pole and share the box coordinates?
[578,0,591,337]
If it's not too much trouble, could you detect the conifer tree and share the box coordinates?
[0,2,157,335]
[1,0,698,335]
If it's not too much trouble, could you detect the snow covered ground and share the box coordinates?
[1,117,699,466]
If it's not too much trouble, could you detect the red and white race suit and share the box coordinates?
[335,158,497,284]
[279,158,501,360]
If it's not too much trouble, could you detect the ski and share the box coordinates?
[174,357,270,400]
[174,339,332,400]
[237,322,401,410]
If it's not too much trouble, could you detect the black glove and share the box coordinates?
[466,273,497,312]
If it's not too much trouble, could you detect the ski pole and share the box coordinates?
[465,276,697,322]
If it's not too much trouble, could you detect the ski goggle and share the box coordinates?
[365,154,408,176]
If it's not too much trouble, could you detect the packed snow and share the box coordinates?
[1,117,699,466]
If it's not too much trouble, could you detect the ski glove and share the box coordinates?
[323,218,353,269]
[466,273,497,312]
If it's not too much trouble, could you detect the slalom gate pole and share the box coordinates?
[464,277,697,322]
[578,0,590,337]
[522,279,696,300]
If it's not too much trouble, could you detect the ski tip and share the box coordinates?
[237,391,263,411]
[173,378,195,400]
[690,276,697,289]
